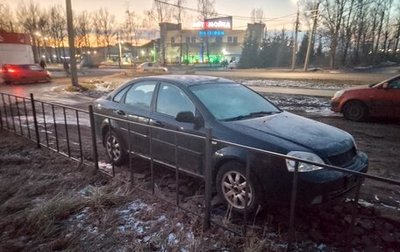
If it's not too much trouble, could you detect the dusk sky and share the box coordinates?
[6,0,299,29]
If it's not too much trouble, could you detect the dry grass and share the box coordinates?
[83,183,129,211]
[26,193,84,236]
[0,131,288,251]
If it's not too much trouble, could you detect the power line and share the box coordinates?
[154,0,297,22]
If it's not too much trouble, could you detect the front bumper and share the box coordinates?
[296,151,368,205]
[330,100,341,112]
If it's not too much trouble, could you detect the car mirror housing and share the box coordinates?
[176,111,195,123]
[381,83,389,89]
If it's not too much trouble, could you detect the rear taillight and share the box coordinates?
[7,68,16,73]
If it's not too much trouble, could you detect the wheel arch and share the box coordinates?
[341,99,368,113]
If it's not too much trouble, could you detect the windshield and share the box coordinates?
[189,83,281,121]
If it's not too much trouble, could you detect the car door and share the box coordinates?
[28,65,44,81]
[114,81,157,155]
[150,82,206,176]
[386,78,400,119]
[368,84,393,118]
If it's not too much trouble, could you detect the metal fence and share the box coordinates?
[1,91,400,251]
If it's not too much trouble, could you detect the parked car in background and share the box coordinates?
[1,64,51,84]
[331,74,400,121]
[94,75,368,213]
[136,62,168,73]
[228,61,238,69]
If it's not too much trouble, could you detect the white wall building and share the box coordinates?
[0,32,34,65]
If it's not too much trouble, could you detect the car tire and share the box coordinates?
[216,161,261,214]
[103,130,126,166]
[343,101,368,122]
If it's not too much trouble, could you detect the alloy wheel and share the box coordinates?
[221,171,253,209]
[106,135,121,162]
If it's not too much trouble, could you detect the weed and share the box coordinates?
[27,193,84,237]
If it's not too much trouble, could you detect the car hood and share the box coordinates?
[342,84,372,92]
[224,111,354,157]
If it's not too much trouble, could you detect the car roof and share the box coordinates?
[138,75,235,86]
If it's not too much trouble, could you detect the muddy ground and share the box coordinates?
[1,111,400,251]
[1,75,400,251]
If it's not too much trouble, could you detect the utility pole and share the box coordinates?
[291,9,300,71]
[66,0,79,87]
[304,1,320,72]
[117,32,122,68]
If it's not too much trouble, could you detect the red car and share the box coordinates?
[331,74,400,121]
[1,64,51,84]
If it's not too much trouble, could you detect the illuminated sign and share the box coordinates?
[192,16,232,30]
[198,30,225,37]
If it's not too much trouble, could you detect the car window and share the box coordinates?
[389,78,400,89]
[148,63,153,67]
[124,81,156,110]
[112,85,131,103]
[156,83,195,117]
[190,83,280,121]
[29,65,42,71]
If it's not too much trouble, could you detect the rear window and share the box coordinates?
[29,65,43,71]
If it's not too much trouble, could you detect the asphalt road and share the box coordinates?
[195,69,394,83]
[1,68,394,103]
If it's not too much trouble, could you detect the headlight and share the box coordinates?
[332,90,344,99]
[286,151,325,172]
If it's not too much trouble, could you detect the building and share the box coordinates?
[159,17,265,64]
[0,32,34,65]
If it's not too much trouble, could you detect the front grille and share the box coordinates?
[327,146,357,167]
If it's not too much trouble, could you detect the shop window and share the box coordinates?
[233,37,238,44]
[227,36,233,43]
[216,37,222,43]
[171,37,175,44]
[191,36,196,43]
[186,37,190,43]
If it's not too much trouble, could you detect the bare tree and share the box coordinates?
[382,0,394,53]
[197,0,216,20]
[124,9,143,64]
[174,0,186,64]
[320,0,346,69]
[95,8,116,58]
[197,0,217,63]
[75,11,92,53]
[16,1,44,62]
[150,0,172,64]
[340,0,355,66]
[251,8,264,23]
[0,2,16,32]
[48,5,67,62]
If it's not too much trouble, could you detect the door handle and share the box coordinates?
[114,110,125,116]
[150,119,164,127]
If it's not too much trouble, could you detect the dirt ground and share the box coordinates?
[1,116,400,251]
[1,74,400,251]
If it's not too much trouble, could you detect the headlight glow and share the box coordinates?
[286,151,325,172]
[332,90,344,99]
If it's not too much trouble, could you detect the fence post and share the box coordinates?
[287,161,299,252]
[347,178,362,251]
[0,103,3,130]
[30,93,41,148]
[203,128,213,231]
[243,153,251,236]
[88,105,99,170]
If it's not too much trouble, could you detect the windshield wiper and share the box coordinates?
[223,111,279,121]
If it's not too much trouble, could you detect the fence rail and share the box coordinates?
[1,91,399,251]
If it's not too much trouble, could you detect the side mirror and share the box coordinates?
[176,111,195,123]
[381,83,389,89]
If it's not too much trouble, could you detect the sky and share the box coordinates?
[6,0,299,30]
